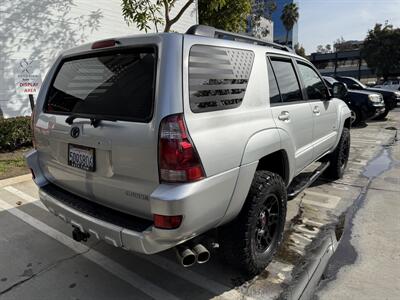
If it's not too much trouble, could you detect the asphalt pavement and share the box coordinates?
[0,109,398,300]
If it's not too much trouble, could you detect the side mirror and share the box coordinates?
[332,82,348,99]
[350,83,361,90]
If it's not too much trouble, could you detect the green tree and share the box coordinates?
[294,43,306,58]
[325,44,332,53]
[316,44,332,54]
[333,37,359,52]
[333,37,345,52]
[280,2,299,46]
[122,0,194,32]
[198,0,251,33]
[316,45,325,54]
[363,23,400,80]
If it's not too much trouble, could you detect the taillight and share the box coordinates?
[159,114,205,183]
[30,110,36,149]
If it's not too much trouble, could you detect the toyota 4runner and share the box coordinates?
[27,25,351,276]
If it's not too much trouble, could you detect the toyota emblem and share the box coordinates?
[70,127,80,138]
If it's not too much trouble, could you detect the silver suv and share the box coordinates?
[27,25,351,276]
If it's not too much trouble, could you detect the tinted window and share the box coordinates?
[297,63,328,100]
[337,77,365,88]
[267,59,281,104]
[188,45,254,113]
[46,48,156,122]
[270,59,302,102]
[337,77,353,86]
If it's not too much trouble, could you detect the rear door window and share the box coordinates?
[270,58,302,103]
[45,48,157,122]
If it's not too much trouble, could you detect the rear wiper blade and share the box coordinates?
[65,114,79,125]
[65,114,116,128]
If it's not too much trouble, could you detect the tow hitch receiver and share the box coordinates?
[72,227,90,242]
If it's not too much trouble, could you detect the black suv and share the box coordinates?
[324,76,385,125]
[335,76,399,119]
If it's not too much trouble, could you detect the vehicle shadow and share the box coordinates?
[0,190,310,299]
[363,118,387,124]
[352,121,368,129]
[92,242,242,299]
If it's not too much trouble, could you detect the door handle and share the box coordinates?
[278,111,290,121]
[313,106,320,115]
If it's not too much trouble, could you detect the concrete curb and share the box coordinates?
[0,173,31,188]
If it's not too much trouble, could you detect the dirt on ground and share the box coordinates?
[0,148,31,180]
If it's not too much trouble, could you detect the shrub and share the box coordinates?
[0,116,33,151]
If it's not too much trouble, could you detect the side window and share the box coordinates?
[270,58,302,103]
[266,59,282,104]
[297,62,328,100]
[188,45,255,113]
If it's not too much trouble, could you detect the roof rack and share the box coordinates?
[186,25,292,52]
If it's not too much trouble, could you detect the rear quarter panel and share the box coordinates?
[182,36,301,225]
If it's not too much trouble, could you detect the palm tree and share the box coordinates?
[280,3,299,46]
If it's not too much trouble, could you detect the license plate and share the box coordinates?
[68,144,95,172]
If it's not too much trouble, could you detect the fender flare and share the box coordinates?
[218,128,295,225]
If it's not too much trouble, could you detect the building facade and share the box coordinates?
[0,0,198,118]
[309,41,376,83]
[271,0,298,46]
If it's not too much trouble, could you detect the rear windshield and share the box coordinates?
[45,47,157,122]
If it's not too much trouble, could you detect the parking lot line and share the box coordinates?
[4,185,232,295]
[0,198,180,300]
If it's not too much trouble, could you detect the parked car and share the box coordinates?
[26,25,351,276]
[335,76,400,119]
[375,80,400,91]
[323,76,385,126]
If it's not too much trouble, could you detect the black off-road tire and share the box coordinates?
[219,171,287,277]
[374,107,390,120]
[326,127,350,180]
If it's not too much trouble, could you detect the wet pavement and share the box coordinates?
[0,109,399,300]
[315,109,400,300]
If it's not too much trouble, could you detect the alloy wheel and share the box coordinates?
[254,194,280,253]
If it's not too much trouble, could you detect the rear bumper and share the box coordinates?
[28,150,239,254]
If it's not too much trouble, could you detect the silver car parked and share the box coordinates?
[27,25,351,276]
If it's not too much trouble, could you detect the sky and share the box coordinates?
[297,0,400,54]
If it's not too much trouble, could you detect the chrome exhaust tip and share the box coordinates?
[175,246,197,267]
[193,244,210,264]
